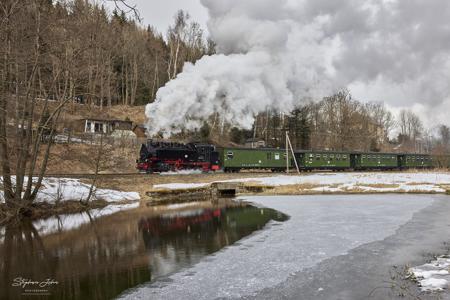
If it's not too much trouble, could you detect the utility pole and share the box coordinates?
[286,132,289,173]
[286,131,300,174]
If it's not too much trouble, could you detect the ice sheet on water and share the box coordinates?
[121,194,435,300]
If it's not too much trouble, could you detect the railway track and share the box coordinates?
[7,169,424,179]
[23,171,278,179]
[39,173,148,179]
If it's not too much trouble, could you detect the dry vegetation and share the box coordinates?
[44,142,139,174]
[59,102,147,127]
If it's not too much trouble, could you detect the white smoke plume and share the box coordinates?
[146,0,450,136]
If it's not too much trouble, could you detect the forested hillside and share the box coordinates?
[2,0,211,107]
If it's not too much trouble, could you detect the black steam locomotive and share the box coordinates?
[137,140,220,173]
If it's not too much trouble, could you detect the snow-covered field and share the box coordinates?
[0,177,140,203]
[410,256,450,291]
[153,172,450,194]
[160,169,204,176]
[121,194,436,300]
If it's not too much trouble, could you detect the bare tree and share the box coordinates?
[81,134,112,205]
[439,125,450,149]
[0,0,76,215]
[398,109,423,141]
[167,10,205,80]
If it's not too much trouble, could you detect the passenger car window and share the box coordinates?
[227,151,234,159]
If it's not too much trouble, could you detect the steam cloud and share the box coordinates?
[146,0,450,136]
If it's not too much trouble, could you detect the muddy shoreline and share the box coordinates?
[0,199,113,225]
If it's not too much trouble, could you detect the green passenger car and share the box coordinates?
[294,151,351,170]
[352,153,398,170]
[218,147,288,172]
[398,154,433,169]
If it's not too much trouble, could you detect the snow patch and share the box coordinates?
[0,177,140,203]
[410,256,450,291]
[153,183,209,190]
[153,172,450,194]
[160,170,204,176]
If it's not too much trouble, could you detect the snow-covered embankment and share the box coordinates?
[152,172,450,194]
[0,177,140,203]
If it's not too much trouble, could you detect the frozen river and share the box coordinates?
[121,194,450,300]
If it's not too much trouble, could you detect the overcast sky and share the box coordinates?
[109,0,208,35]
[143,0,450,134]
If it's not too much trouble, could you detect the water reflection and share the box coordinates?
[0,201,288,300]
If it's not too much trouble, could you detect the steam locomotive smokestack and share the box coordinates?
[146,0,450,137]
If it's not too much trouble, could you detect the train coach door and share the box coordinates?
[350,154,358,169]
[398,155,405,169]
[293,153,303,169]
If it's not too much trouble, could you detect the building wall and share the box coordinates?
[133,126,147,138]
[84,120,109,134]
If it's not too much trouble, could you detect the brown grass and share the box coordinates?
[43,143,139,174]
[263,184,324,195]
[44,100,146,126]
[405,182,430,186]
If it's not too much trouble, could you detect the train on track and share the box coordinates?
[137,140,220,173]
[137,141,450,173]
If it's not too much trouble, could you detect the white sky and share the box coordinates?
[108,0,208,35]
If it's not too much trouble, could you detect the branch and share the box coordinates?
[106,0,141,22]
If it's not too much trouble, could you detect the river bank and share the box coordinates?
[142,172,450,202]
[0,177,140,224]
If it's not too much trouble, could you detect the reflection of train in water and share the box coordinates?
[138,208,223,237]
[138,205,289,251]
[137,204,289,284]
